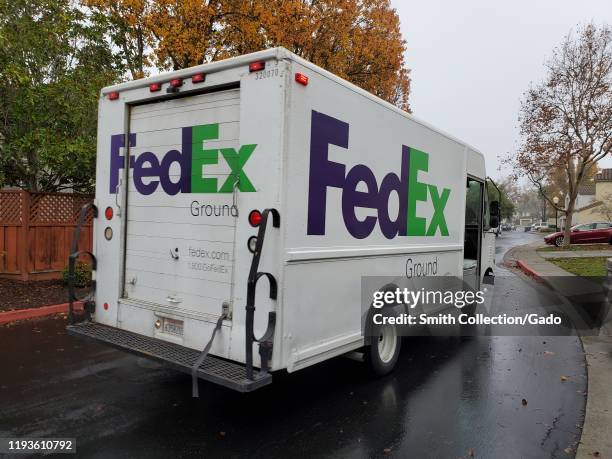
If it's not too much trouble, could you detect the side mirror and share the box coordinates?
[490,200,500,217]
[489,201,500,227]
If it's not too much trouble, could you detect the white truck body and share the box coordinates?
[76,48,495,389]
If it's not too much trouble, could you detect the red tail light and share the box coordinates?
[104,206,113,220]
[170,78,183,88]
[248,210,262,227]
[192,73,206,83]
[249,61,265,72]
[108,91,119,100]
[295,73,309,86]
[149,83,162,92]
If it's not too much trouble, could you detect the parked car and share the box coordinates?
[544,222,612,247]
[531,223,545,231]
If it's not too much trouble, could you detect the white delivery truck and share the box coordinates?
[67,47,498,393]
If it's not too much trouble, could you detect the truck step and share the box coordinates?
[66,322,272,392]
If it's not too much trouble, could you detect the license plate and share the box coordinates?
[162,318,184,337]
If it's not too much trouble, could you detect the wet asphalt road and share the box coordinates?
[0,231,587,458]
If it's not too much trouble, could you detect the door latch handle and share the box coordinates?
[232,174,240,208]
[115,177,123,216]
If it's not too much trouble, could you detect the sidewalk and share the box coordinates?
[577,335,612,459]
[539,249,612,259]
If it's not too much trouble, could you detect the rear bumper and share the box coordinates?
[67,321,272,392]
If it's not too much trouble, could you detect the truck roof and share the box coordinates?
[102,47,486,164]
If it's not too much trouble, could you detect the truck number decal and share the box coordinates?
[254,68,280,80]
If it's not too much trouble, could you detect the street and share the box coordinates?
[0,231,587,458]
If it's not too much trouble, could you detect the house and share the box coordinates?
[560,168,612,229]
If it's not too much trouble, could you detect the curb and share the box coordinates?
[0,302,83,325]
[515,259,544,282]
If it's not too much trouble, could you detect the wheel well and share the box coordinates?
[483,268,494,285]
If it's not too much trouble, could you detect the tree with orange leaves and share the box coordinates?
[82,0,411,111]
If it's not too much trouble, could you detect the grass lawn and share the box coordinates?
[538,243,612,252]
[547,257,609,277]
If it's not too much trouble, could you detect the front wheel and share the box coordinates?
[555,236,564,247]
[366,323,401,376]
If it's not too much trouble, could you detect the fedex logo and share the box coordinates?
[109,124,256,195]
[307,111,451,239]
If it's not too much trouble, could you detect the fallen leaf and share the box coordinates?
[560,376,569,382]
[383,447,392,454]
[544,351,555,356]
[522,399,528,406]
[564,447,572,453]
[592,452,600,457]
[467,448,475,457]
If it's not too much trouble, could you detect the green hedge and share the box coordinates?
[62,261,92,288]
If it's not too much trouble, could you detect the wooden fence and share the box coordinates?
[0,190,93,281]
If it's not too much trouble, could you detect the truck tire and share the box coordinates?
[366,322,401,376]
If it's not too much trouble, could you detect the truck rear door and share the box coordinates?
[123,88,241,319]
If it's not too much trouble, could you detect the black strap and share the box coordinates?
[191,312,227,398]
[245,208,280,379]
[68,202,97,324]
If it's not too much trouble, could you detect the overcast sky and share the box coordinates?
[392,0,612,181]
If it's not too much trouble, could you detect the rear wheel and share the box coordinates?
[366,322,401,376]
[555,236,564,247]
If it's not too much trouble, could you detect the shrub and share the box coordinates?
[62,260,92,288]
